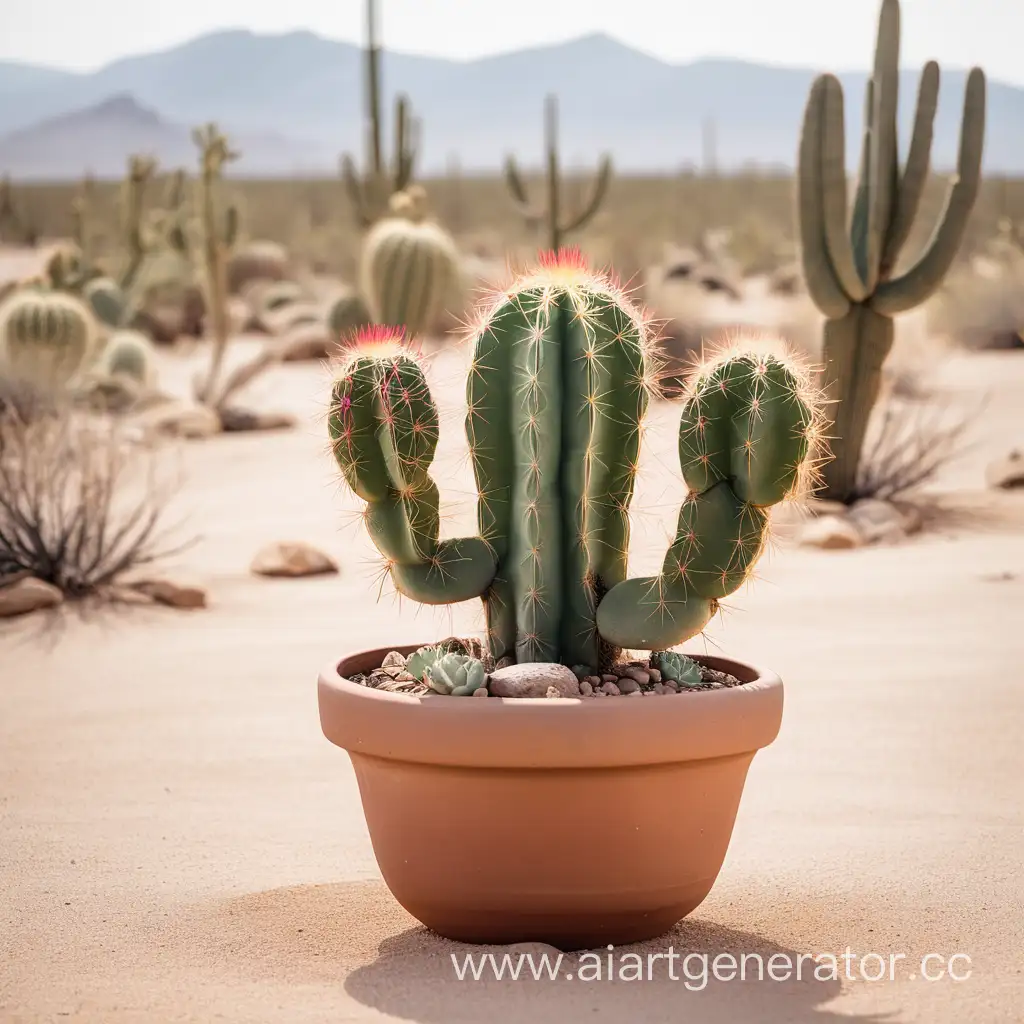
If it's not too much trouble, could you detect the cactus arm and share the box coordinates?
[863,0,902,293]
[340,154,373,228]
[503,155,531,208]
[849,79,875,289]
[560,155,612,236]
[596,354,817,651]
[392,95,416,191]
[817,75,868,302]
[871,67,986,316]
[879,61,939,275]
[331,343,497,606]
[797,77,852,318]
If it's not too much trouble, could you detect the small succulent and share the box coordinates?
[405,637,483,682]
[425,653,488,696]
[653,651,703,688]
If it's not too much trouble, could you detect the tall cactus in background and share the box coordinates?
[797,0,986,502]
[340,0,420,228]
[191,124,240,406]
[359,190,460,337]
[330,249,825,668]
[504,95,612,252]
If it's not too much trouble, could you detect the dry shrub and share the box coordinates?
[0,403,188,595]
[926,254,1024,351]
[850,390,977,503]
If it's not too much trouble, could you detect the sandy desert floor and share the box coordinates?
[1,271,1023,1022]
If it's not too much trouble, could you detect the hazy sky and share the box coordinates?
[3,0,1023,85]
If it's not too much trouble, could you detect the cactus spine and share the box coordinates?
[340,0,420,228]
[359,192,459,336]
[797,0,986,501]
[504,95,612,252]
[0,290,94,386]
[330,251,825,668]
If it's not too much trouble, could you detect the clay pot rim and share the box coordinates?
[318,643,784,770]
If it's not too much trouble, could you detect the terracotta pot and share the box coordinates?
[318,644,783,950]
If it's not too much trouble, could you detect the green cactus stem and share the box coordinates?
[329,251,825,668]
[191,124,240,407]
[340,0,420,228]
[504,95,612,252]
[797,0,986,502]
[359,193,460,337]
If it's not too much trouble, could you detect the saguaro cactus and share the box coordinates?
[797,0,986,501]
[504,95,612,252]
[340,0,420,228]
[330,250,824,668]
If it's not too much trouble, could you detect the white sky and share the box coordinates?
[2,0,1022,85]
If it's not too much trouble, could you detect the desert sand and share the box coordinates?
[2,289,1023,1022]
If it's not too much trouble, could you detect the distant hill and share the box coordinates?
[0,94,330,178]
[0,30,1021,179]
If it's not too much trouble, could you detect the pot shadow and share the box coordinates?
[344,922,893,1024]
[188,881,893,1024]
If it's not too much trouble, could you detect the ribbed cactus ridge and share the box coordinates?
[99,329,155,385]
[797,0,986,501]
[464,249,655,665]
[327,288,371,338]
[0,289,94,386]
[329,325,497,603]
[84,277,128,329]
[329,253,825,669]
[359,213,459,337]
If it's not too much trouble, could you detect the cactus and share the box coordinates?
[0,175,36,246]
[340,0,420,228]
[425,653,488,696]
[652,651,703,688]
[504,95,612,252]
[97,329,155,386]
[359,195,460,337]
[191,124,240,407]
[797,0,986,502]
[0,289,94,387]
[330,250,825,667]
[327,287,371,338]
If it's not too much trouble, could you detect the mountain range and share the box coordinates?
[1,30,1022,179]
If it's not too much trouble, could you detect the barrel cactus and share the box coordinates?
[797,0,986,501]
[84,277,128,329]
[330,249,826,668]
[97,329,156,386]
[359,193,460,338]
[327,288,371,338]
[0,289,94,387]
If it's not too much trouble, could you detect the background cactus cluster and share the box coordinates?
[330,249,826,670]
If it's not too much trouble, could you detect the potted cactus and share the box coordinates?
[318,249,825,949]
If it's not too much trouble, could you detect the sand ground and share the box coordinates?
[1,272,1023,1022]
